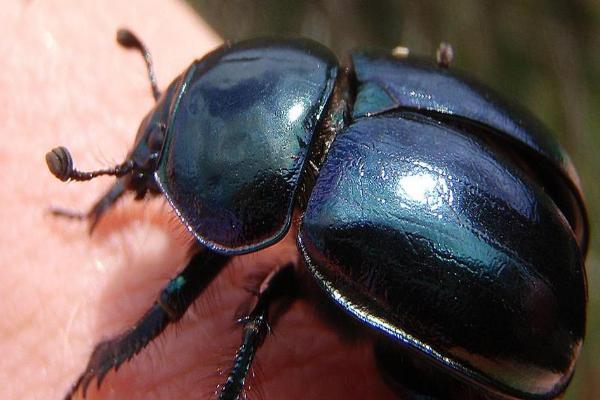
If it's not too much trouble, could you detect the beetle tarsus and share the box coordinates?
[49,178,127,233]
[219,264,295,400]
[116,28,161,101]
[63,250,229,399]
[49,206,87,220]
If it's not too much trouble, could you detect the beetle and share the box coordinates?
[46,29,588,400]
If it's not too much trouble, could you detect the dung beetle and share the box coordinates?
[46,29,588,400]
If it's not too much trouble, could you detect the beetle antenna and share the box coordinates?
[116,28,161,101]
[45,146,134,182]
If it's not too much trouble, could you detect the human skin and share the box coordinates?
[0,1,397,399]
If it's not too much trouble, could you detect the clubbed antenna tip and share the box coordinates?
[46,146,74,182]
[45,146,134,182]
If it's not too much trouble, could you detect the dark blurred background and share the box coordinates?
[188,1,599,398]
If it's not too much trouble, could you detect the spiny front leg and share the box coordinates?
[65,249,230,400]
[49,178,127,233]
[219,264,296,400]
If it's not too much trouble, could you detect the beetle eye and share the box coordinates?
[147,123,165,151]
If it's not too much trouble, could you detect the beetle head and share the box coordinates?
[44,85,177,226]
[43,29,185,231]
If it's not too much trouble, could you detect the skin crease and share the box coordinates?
[0,1,397,399]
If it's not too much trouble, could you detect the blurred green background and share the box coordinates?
[188,1,598,398]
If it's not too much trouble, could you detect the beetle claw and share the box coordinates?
[48,206,87,220]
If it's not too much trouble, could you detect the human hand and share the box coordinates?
[0,1,395,399]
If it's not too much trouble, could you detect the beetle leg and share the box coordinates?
[64,249,230,400]
[50,177,127,233]
[218,263,295,400]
